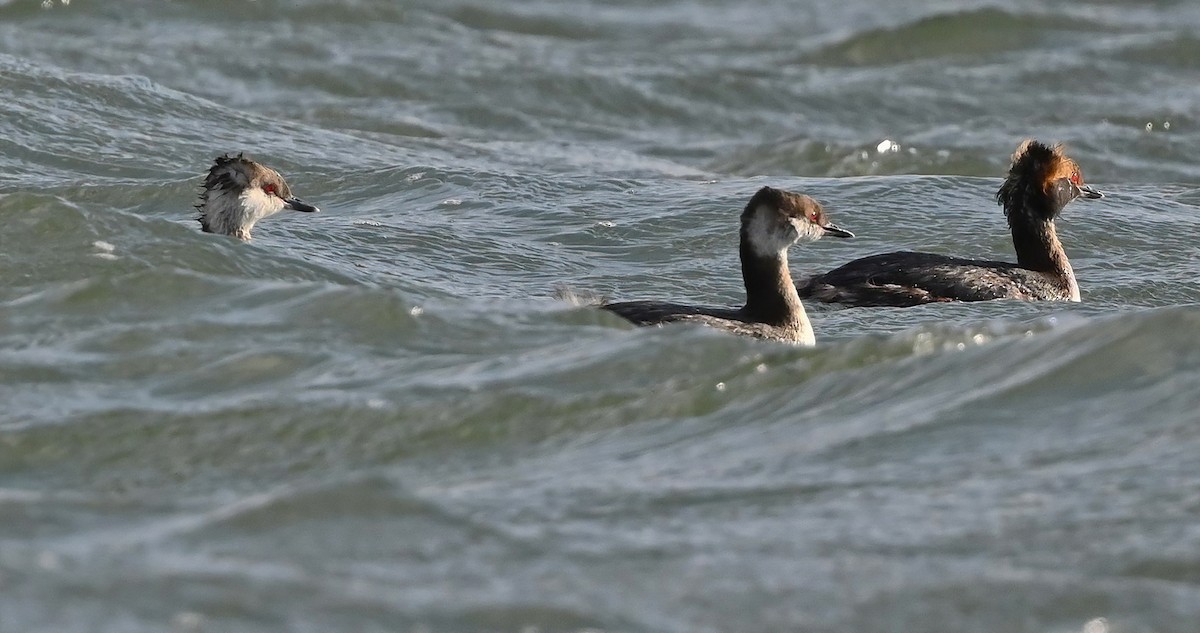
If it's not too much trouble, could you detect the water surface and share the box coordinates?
[2,1,1200,632]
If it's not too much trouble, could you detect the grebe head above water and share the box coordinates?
[741,186,853,258]
[997,139,1103,224]
[196,154,319,241]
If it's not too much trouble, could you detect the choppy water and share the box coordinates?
[2,1,1200,632]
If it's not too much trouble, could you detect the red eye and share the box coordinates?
[262,183,277,195]
[1069,171,1082,186]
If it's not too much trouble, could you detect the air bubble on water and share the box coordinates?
[876,139,900,154]
[715,382,726,392]
[1163,121,1171,130]
[755,363,767,373]
[1081,618,1109,633]
[912,332,935,355]
[354,220,382,227]
[972,333,988,345]
[936,149,950,158]
[409,306,424,316]
[92,241,117,260]
[171,612,204,632]
[594,220,615,228]
[36,551,61,571]
[859,150,869,160]
[1145,122,1153,132]
[440,198,462,206]
[955,342,966,351]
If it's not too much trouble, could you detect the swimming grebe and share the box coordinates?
[797,140,1103,307]
[196,154,319,241]
[602,186,853,345]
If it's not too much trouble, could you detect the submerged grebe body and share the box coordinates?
[196,154,319,241]
[798,140,1103,307]
[602,187,853,345]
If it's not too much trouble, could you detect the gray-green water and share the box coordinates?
[2,1,1200,632]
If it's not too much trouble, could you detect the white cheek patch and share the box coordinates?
[797,216,825,241]
[238,187,285,222]
[746,204,798,258]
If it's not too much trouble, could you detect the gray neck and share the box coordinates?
[1010,218,1078,300]
[738,241,813,340]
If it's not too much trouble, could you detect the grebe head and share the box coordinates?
[997,140,1103,223]
[741,186,853,258]
[196,154,319,241]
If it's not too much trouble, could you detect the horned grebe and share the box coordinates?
[602,186,853,345]
[797,140,1103,307]
[196,154,319,241]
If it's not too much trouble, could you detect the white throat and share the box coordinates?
[201,186,284,240]
[746,205,799,259]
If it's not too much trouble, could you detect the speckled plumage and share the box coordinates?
[799,251,1076,307]
[601,302,816,342]
[797,140,1102,307]
[195,154,318,241]
[601,187,853,345]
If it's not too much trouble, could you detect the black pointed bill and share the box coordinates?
[284,197,320,213]
[1078,184,1104,199]
[822,223,854,238]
